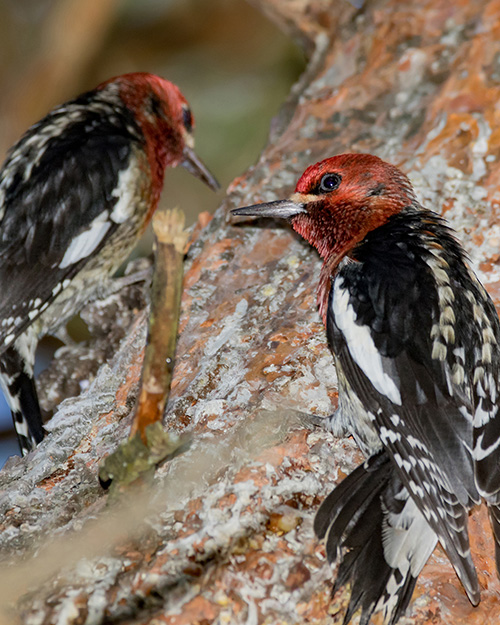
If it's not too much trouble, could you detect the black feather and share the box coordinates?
[316,450,419,624]
[0,343,44,453]
[324,206,500,608]
[0,92,142,349]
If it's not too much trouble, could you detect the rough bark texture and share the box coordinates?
[2,0,500,623]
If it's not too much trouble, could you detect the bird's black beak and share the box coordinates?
[231,199,306,220]
[182,146,220,191]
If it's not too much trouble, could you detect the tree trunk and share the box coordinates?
[2,1,500,624]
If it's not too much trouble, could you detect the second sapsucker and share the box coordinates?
[232,153,500,624]
[0,72,218,455]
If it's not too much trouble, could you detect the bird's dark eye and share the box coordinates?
[182,107,193,132]
[319,173,342,193]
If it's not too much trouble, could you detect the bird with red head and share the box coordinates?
[0,72,219,455]
[232,154,500,624]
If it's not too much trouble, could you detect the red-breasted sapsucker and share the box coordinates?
[0,72,219,456]
[232,153,500,624]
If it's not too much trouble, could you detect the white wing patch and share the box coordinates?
[332,278,402,406]
[59,212,111,268]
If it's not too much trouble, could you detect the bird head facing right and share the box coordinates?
[231,153,418,319]
[99,72,219,194]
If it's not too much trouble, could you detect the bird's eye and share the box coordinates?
[319,173,342,193]
[182,107,193,132]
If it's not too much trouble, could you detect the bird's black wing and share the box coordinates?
[0,99,144,349]
[327,211,500,604]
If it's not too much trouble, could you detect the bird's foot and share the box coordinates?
[110,267,153,294]
[304,409,351,438]
[307,413,331,428]
[95,264,153,301]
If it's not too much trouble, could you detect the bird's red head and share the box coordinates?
[98,72,219,195]
[231,153,418,321]
[233,153,416,262]
[290,153,416,260]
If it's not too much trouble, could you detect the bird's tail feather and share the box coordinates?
[0,343,44,455]
[488,503,500,576]
[315,450,436,625]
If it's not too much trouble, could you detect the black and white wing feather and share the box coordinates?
[315,449,437,625]
[327,208,500,605]
[0,89,145,349]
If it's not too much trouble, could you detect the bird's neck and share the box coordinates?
[316,205,434,324]
[318,252,344,324]
[141,126,170,200]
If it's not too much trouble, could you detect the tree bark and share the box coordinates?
[2,1,500,623]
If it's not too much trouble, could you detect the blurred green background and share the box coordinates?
[0,0,304,459]
[0,0,304,224]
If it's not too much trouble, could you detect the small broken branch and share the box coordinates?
[130,206,189,439]
[99,207,189,489]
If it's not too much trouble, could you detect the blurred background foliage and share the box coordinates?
[0,0,304,459]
